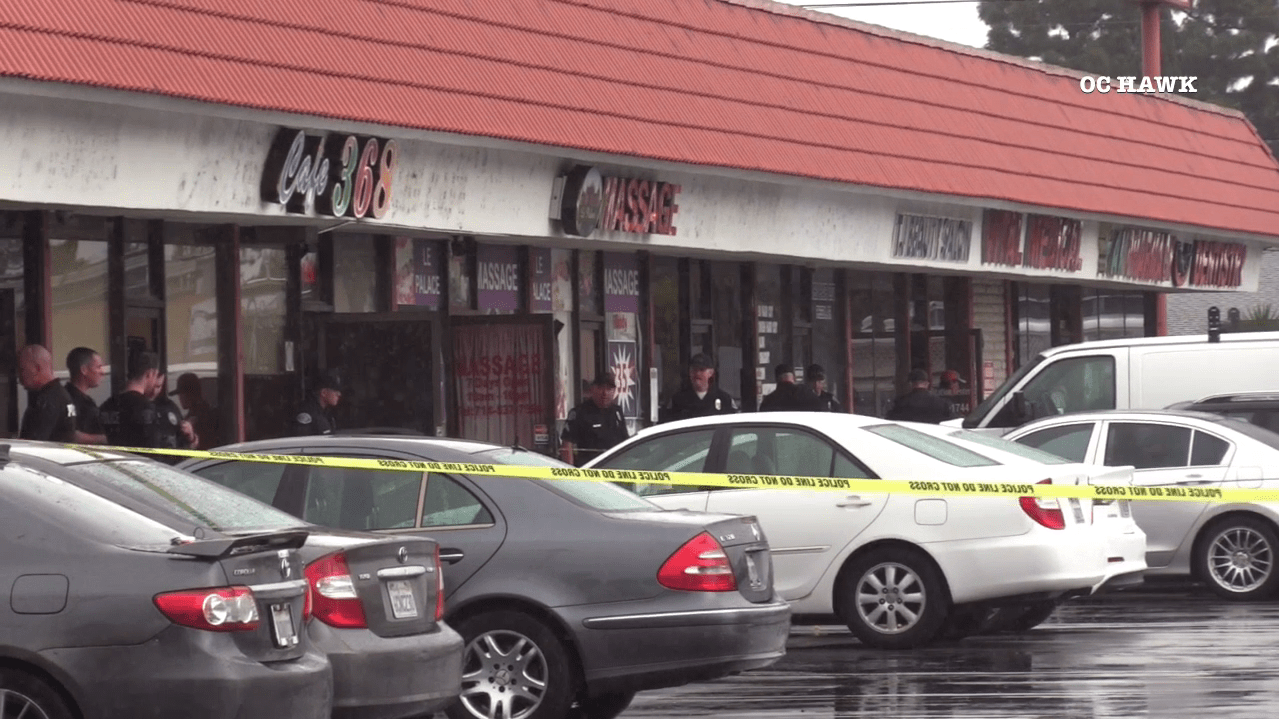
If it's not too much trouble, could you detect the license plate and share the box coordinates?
[270,603,297,648]
[1069,499,1085,524]
[388,580,418,619]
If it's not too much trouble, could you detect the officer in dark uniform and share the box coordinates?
[663,353,738,423]
[292,369,342,436]
[886,369,954,424]
[100,351,162,449]
[560,372,629,467]
[805,364,844,412]
[149,373,196,464]
[17,344,77,443]
[759,363,822,412]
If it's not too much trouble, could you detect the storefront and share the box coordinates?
[2,0,1277,449]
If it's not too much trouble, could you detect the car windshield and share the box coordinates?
[964,353,1043,427]
[945,429,1072,464]
[865,424,1001,467]
[69,459,309,534]
[469,447,658,512]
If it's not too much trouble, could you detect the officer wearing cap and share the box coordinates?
[663,353,738,423]
[291,369,342,436]
[805,363,844,412]
[560,372,630,467]
[759,363,822,412]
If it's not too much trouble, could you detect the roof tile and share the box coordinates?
[0,0,1277,237]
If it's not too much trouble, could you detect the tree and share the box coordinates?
[979,0,1279,156]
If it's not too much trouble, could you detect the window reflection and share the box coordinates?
[850,272,897,418]
[51,238,111,405]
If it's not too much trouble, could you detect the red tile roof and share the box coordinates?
[2,0,1278,238]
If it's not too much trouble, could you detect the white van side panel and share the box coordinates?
[1131,345,1279,408]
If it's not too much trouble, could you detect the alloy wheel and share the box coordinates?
[0,689,53,719]
[1208,526,1274,594]
[459,629,550,719]
[855,561,927,634]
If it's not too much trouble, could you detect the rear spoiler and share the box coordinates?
[165,530,310,559]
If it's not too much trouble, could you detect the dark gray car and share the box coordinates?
[1,442,463,719]
[0,443,331,719]
[181,436,791,719]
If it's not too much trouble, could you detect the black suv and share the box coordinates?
[1168,392,1279,434]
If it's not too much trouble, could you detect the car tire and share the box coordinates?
[1197,516,1279,601]
[836,547,950,650]
[447,610,579,719]
[0,668,75,719]
[572,690,636,719]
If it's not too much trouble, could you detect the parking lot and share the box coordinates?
[622,584,1279,718]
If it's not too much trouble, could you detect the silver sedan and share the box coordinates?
[1006,410,1279,601]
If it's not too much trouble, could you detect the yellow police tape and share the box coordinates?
[62,444,1279,505]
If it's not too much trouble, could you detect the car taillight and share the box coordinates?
[658,532,737,592]
[1019,479,1066,530]
[305,552,368,629]
[154,587,260,632]
[434,545,446,622]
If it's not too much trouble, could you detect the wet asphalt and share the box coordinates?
[622,582,1279,719]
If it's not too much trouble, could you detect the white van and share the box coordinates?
[950,331,1279,432]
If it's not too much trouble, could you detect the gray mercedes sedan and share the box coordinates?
[181,436,791,719]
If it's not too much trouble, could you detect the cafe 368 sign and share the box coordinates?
[260,128,398,219]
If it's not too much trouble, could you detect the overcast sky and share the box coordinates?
[773,0,991,48]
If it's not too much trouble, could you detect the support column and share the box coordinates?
[215,226,245,444]
[22,211,51,347]
[838,269,853,412]
[107,219,127,395]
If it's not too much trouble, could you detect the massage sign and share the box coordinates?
[554,165,681,237]
[1100,227,1248,289]
[261,127,398,219]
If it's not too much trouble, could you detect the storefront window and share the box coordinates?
[850,272,898,417]
[811,268,840,399]
[1083,289,1148,342]
[300,249,319,303]
[652,256,681,409]
[165,235,219,444]
[50,238,111,404]
[333,234,377,313]
[125,241,151,300]
[241,247,287,374]
[578,250,601,316]
[1014,283,1052,369]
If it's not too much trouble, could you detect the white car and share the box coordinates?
[904,423,1148,633]
[1006,409,1279,601]
[587,413,1119,649]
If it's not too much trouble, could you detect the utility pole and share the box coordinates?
[1136,0,1192,336]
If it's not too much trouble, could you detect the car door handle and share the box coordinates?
[836,495,873,508]
[439,549,465,565]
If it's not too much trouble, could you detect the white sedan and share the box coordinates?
[588,413,1120,649]
[1006,409,1279,601]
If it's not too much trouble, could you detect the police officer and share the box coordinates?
[292,369,342,436]
[663,353,738,423]
[149,373,196,464]
[759,363,822,412]
[560,372,629,467]
[100,351,162,449]
[17,344,76,443]
[65,346,107,443]
[886,369,954,424]
[805,364,844,412]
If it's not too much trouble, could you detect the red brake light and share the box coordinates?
[154,587,260,632]
[1019,479,1066,530]
[658,532,737,592]
[434,546,446,622]
[304,552,368,629]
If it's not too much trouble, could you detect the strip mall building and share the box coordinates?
[2,0,1278,449]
